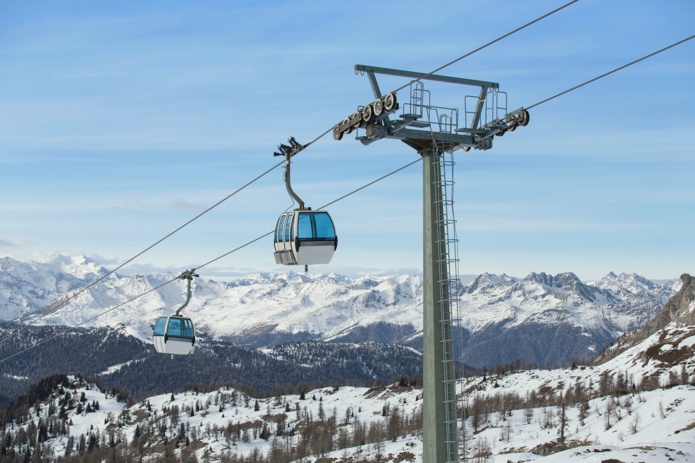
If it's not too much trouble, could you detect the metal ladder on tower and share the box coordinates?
[431,128,466,462]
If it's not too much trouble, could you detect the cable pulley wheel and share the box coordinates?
[384,92,397,111]
[373,99,384,117]
[518,109,530,127]
[352,112,362,129]
[361,105,374,124]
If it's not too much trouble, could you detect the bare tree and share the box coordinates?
[558,403,567,442]
[629,413,640,434]
[524,407,534,425]
[578,400,589,426]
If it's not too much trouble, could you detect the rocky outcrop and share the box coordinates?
[594,273,694,365]
[649,274,695,329]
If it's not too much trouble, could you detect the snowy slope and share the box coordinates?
[6,367,694,462]
[4,280,694,462]
[2,258,692,462]
[0,255,110,321]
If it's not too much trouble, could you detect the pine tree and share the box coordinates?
[178,423,185,440]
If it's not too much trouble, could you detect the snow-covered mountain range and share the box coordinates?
[2,272,693,463]
[0,254,681,367]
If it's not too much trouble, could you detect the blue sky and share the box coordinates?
[1,0,693,281]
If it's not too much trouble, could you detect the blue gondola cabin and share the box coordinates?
[274,210,337,266]
[153,315,195,355]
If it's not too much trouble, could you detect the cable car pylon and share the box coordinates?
[273,138,338,272]
[333,65,530,463]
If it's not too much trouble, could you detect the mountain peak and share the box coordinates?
[595,272,662,296]
[522,271,584,291]
[465,272,515,293]
[37,254,108,279]
[525,271,550,285]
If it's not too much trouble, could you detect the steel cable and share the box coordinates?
[0,157,422,365]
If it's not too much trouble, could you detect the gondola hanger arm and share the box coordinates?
[175,269,198,316]
[273,137,308,210]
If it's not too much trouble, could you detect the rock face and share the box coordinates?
[651,274,695,329]
[594,273,695,365]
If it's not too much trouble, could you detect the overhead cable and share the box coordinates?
[0,157,422,365]
[5,28,692,359]
[1,2,579,347]
[527,35,695,110]
[0,160,284,348]
[391,0,579,94]
[0,277,178,365]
